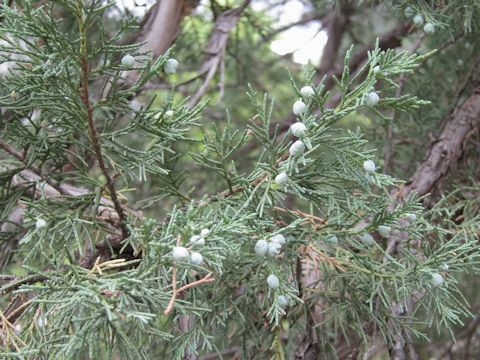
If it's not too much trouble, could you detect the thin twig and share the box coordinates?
[164,272,215,315]
[163,236,215,315]
[308,245,346,272]
[188,0,251,107]
[273,206,327,227]
[0,140,25,161]
[0,274,47,296]
[0,309,25,351]
[0,275,18,282]
[199,347,240,360]
[0,140,66,195]
[77,4,129,239]
[5,299,34,323]
[87,258,137,277]
[262,11,323,42]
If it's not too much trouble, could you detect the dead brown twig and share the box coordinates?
[163,236,215,315]
[273,206,326,229]
[0,308,25,351]
[306,244,346,272]
[164,271,215,315]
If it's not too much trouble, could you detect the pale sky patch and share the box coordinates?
[121,0,327,65]
[252,0,326,65]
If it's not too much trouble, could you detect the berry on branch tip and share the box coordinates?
[361,233,375,245]
[326,235,338,246]
[363,160,376,174]
[300,86,315,98]
[290,122,307,137]
[404,6,414,18]
[164,58,179,74]
[424,23,435,34]
[289,140,305,157]
[439,263,449,272]
[405,213,417,222]
[267,274,280,289]
[413,14,424,26]
[365,92,380,107]
[275,172,289,186]
[431,272,444,286]
[190,252,203,265]
[35,218,47,229]
[277,295,288,307]
[121,54,135,67]
[292,100,306,116]
[378,225,391,238]
[271,234,286,246]
[190,235,205,246]
[255,239,269,256]
[172,246,189,262]
[268,242,282,257]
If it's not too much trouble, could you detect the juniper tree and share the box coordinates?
[1,1,480,359]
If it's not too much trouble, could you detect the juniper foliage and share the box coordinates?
[0,1,479,359]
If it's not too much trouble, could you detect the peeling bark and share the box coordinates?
[137,0,191,58]
[404,81,480,197]
[188,1,250,107]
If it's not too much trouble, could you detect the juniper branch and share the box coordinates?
[77,3,129,239]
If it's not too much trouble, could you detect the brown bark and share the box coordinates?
[119,0,196,84]
[137,0,192,58]
[404,81,480,197]
[264,11,321,42]
[80,55,129,239]
[315,5,351,89]
[188,1,250,107]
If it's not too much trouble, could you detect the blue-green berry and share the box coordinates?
[275,172,289,186]
[290,122,307,137]
[365,92,380,107]
[378,225,391,238]
[268,242,282,257]
[255,240,269,256]
[164,58,179,74]
[292,100,306,116]
[277,295,289,307]
[190,235,205,246]
[424,23,435,34]
[300,86,315,98]
[271,234,286,246]
[172,246,189,262]
[267,274,280,289]
[121,54,135,67]
[326,235,338,246]
[431,272,444,286]
[190,252,203,265]
[413,14,424,26]
[289,140,305,157]
[361,233,374,245]
[439,263,449,271]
